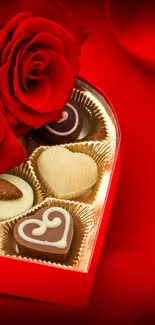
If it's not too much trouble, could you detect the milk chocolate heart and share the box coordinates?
[37,146,98,200]
[13,207,73,261]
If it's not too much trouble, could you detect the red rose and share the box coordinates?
[0,3,88,173]
[0,11,81,130]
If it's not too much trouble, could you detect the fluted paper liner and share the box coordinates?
[28,140,115,205]
[0,162,46,222]
[26,87,113,156]
[37,146,98,200]
[71,88,109,141]
[0,198,97,271]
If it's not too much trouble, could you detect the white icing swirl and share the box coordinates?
[45,103,79,136]
[18,207,71,249]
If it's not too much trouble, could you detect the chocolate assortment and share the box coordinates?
[0,84,118,270]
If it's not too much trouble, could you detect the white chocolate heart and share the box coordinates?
[37,146,98,199]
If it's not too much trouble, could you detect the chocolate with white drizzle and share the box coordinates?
[13,207,73,261]
[35,100,82,145]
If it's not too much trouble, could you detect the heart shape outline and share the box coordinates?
[17,207,71,249]
[37,146,98,200]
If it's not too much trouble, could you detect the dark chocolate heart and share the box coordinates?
[13,207,73,261]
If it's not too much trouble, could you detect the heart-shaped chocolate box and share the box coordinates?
[0,78,121,308]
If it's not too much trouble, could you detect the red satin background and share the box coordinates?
[1,1,155,324]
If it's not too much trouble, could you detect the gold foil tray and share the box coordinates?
[0,79,119,273]
[28,140,114,205]
[0,162,46,222]
[0,198,96,271]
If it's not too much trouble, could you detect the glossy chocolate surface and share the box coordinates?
[35,100,82,145]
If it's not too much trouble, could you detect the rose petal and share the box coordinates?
[1,40,12,65]
[13,62,51,111]
[13,33,65,68]
[42,49,74,112]
[31,50,50,65]
[3,99,62,129]
[0,101,7,141]
[13,49,74,116]
[6,33,32,65]
[0,110,27,174]
[4,33,32,86]
[3,12,33,35]
[0,12,32,53]
[13,17,60,40]
[6,32,64,79]
[0,99,17,129]
[23,62,45,90]
[0,51,74,129]
[0,63,23,110]
[28,61,45,73]
[14,26,79,79]
[0,61,64,129]
[26,61,46,81]
[27,72,44,82]
[12,40,52,111]
[2,32,66,111]
[8,40,30,84]
[6,32,65,89]
[19,50,50,90]
[17,32,65,58]
[0,63,57,128]
[11,32,73,111]
[16,106,63,129]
